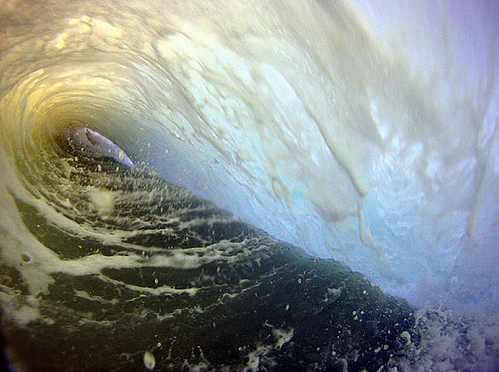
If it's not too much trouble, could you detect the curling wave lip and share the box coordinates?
[0,0,498,370]
[65,127,134,167]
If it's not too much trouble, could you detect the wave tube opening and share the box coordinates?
[0,0,498,371]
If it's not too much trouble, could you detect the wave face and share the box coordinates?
[0,0,498,370]
[1,154,418,371]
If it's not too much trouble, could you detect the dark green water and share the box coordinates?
[1,155,415,371]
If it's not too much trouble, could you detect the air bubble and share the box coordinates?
[143,350,155,370]
[21,253,32,263]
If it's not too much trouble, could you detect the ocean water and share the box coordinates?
[0,0,498,370]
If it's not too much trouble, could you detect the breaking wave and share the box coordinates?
[0,0,498,370]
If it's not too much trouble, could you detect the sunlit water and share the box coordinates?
[0,0,498,370]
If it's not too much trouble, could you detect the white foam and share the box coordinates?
[88,187,115,215]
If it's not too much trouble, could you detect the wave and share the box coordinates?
[0,0,498,370]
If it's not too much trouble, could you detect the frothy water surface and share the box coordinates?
[0,0,498,370]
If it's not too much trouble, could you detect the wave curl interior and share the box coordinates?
[0,0,498,371]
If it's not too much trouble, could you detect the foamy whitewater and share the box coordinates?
[0,0,498,371]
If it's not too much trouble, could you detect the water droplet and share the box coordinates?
[143,351,155,370]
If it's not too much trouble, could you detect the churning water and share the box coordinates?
[0,0,498,370]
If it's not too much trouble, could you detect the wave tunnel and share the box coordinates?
[0,0,498,371]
